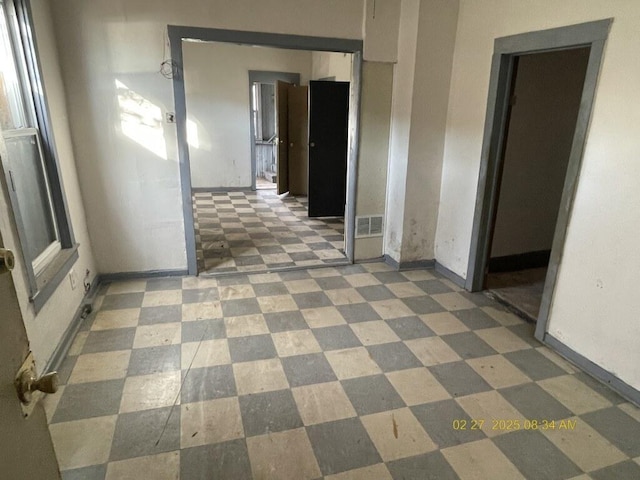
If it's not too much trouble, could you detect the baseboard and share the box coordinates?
[489,249,551,273]
[434,261,466,288]
[99,269,188,283]
[383,255,436,271]
[544,334,640,407]
[383,255,399,270]
[192,186,253,193]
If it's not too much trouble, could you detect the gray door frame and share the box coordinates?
[248,70,300,191]
[168,26,363,275]
[464,19,612,342]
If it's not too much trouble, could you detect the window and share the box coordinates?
[0,0,77,310]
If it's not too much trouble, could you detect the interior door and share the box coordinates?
[0,229,61,478]
[287,85,309,196]
[308,81,350,217]
[276,81,290,195]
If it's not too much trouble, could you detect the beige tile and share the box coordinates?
[370,299,415,319]
[431,293,476,311]
[247,428,321,479]
[325,288,366,306]
[92,309,140,331]
[282,243,312,253]
[541,416,627,472]
[361,408,437,461]
[386,368,450,406]
[181,339,230,369]
[68,331,89,356]
[49,415,117,470]
[182,276,217,289]
[219,284,255,300]
[142,290,182,307]
[482,306,523,326]
[119,371,180,413]
[107,280,147,295]
[182,301,222,321]
[420,312,469,335]
[345,273,380,287]
[308,267,341,278]
[292,381,356,425]
[442,439,526,480]
[325,347,382,380]
[538,375,612,414]
[325,464,392,480]
[619,402,640,422]
[233,358,289,395]
[401,270,436,281]
[386,282,426,298]
[257,294,298,313]
[133,323,181,349]
[105,451,179,480]
[302,306,346,328]
[350,321,401,345]
[68,351,131,384]
[224,314,269,337]
[285,279,321,294]
[536,347,578,374]
[466,355,531,389]
[316,249,346,260]
[42,385,65,423]
[362,262,395,273]
[456,391,527,437]
[272,330,322,357]
[230,247,260,257]
[440,279,464,292]
[475,327,532,353]
[181,397,244,448]
[405,337,461,366]
[247,272,281,284]
[263,253,294,263]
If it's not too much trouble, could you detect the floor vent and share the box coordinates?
[355,215,384,238]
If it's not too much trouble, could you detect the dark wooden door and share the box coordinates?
[287,85,309,196]
[276,81,290,194]
[308,81,349,217]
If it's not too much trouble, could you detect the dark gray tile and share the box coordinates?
[458,291,496,307]
[127,345,181,376]
[109,407,180,461]
[145,277,182,291]
[239,389,303,437]
[52,379,125,423]
[581,406,640,457]
[235,256,265,267]
[57,356,77,386]
[228,334,277,363]
[414,280,454,295]
[307,417,381,476]
[411,399,486,448]
[337,304,381,323]
[61,464,106,480]
[503,349,567,381]
[181,319,226,343]
[493,430,581,480]
[293,291,333,309]
[571,372,626,405]
[180,439,252,480]
[101,293,144,310]
[281,353,337,387]
[138,305,182,325]
[264,311,308,332]
[256,245,286,254]
[82,328,136,354]
[441,332,497,360]
[341,374,405,415]
[591,461,640,480]
[452,309,500,330]
[181,365,236,403]
[278,270,311,281]
[373,271,409,284]
[356,285,395,301]
[429,362,492,397]
[290,251,321,262]
[388,451,459,480]
[387,316,435,340]
[402,296,446,315]
[315,276,350,291]
[182,288,219,304]
[507,322,542,347]
[309,241,334,251]
[313,325,362,351]
[221,298,261,317]
[252,282,289,297]
[338,264,367,275]
[366,342,422,372]
[218,276,251,286]
[500,383,573,422]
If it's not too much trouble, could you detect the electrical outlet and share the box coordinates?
[69,269,77,290]
[166,112,176,123]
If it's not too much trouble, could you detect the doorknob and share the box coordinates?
[16,370,59,404]
[309,142,316,147]
[0,247,15,274]
[290,142,294,147]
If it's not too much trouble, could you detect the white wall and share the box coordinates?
[435,0,640,389]
[184,43,312,189]
[0,0,96,372]
[362,0,401,62]
[491,49,589,258]
[311,51,352,81]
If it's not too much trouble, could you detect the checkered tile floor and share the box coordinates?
[44,263,640,480]
[193,190,346,274]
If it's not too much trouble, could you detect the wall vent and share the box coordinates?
[355,215,384,238]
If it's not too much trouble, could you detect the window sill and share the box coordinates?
[30,243,79,313]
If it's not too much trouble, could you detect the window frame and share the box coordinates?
[0,0,78,312]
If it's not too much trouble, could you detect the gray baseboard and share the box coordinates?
[192,186,253,193]
[383,255,435,271]
[99,269,189,283]
[544,334,640,407]
[434,261,466,288]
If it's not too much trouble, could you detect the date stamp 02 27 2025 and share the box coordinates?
[452,418,578,432]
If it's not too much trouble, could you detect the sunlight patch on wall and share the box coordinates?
[187,118,199,149]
